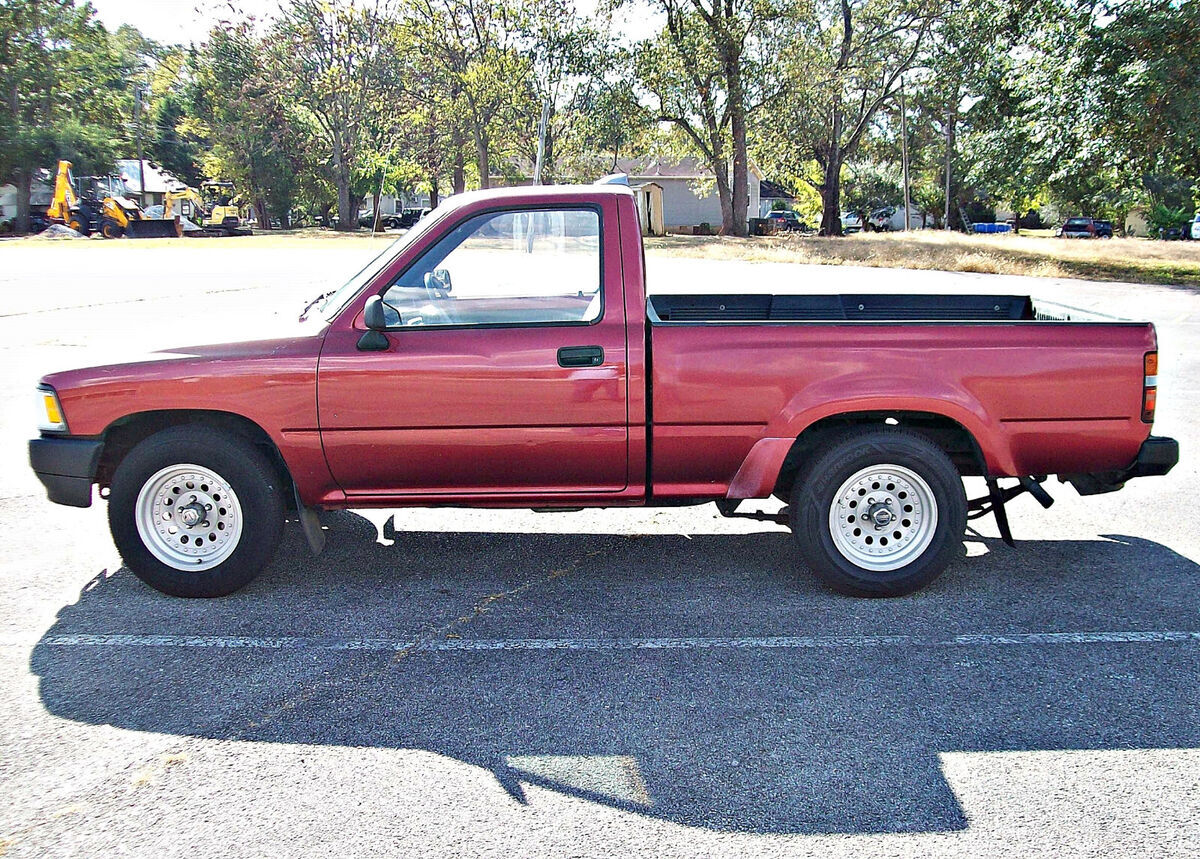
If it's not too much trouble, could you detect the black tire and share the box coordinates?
[108,426,286,597]
[789,428,967,597]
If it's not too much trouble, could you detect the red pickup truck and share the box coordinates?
[29,185,1178,598]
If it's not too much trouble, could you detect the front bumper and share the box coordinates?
[29,437,103,508]
[1064,435,1180,496]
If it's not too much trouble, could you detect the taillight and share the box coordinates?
[1142,352,1157,423]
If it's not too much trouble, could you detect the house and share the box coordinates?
[758,179,796,217]
[487,156,763,235]
[1125,206,1150,238]
[613,157,762,234]
[0,177,52,226]
[115,160,185,208]
[369,192,431,218]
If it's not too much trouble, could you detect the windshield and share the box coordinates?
[313,205,456,321]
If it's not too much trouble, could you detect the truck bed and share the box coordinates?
[646,293,1156,499]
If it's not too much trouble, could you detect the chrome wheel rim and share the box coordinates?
[828,464,937,572]
[135,464,243,571]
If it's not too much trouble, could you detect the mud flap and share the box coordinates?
[292,485,326,555]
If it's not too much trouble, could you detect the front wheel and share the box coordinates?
[108,426,286,597]
[790,428,967,596]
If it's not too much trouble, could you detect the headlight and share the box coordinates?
[37,385,67,433]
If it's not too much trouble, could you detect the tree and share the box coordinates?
[405,0,531,190]
[271,0,400,229]
[1089,0,1200,201]
[763,0,939,236]
[636,0,796,236]
[0,0,130,233]
[515,0,616,182]
[186,19,300,228]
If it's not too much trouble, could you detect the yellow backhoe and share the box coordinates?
[46,160,180,239]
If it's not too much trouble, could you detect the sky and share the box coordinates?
[87,0,280,45]
[85,0,660,47]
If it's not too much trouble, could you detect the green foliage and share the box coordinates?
[1147,203,1191,237]
[760,0,942,235]
[185,18,300,227]
[0,0,135,231]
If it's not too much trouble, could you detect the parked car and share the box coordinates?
[864,206,896,232]
[766,210,808,232]
[1058,217,1114,239]
[29,184,1177,600]
[397,207,430,228]
[840,210,863,233]
[1191,213,1200,241]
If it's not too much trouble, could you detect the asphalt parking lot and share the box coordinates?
[1,237,1198,857]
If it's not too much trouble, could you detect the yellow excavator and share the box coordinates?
[46,160,180,239]
[163,182,252,237]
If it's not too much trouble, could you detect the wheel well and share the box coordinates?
[773,411,983,498]
[96,410,295,504]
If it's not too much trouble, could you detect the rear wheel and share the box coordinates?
[108,426,285,597]
[790,428,966,596]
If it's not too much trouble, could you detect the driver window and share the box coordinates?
[381,208,601,327]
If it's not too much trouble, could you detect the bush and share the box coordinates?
[1147,204,1191,238]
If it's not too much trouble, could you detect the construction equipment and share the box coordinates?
[164,182,252,237]
[46,161,85,233]
[201,181,252,236]
[46,161,180,239]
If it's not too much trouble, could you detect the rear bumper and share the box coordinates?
[1064,435,1179,496]
[29,437,103,508]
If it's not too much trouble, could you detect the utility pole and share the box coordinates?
[533,97,551,185]
[900,81,911,232]
[134,85,147,208]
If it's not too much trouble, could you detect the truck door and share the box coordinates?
[316,201,629,497]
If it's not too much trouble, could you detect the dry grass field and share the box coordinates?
[16,223,1200,287]
[645,230,1200,287]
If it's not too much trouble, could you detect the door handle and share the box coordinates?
[557,345,604,368]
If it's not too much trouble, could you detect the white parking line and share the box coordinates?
[3,630,1196,652]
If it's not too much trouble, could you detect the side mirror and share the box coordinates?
[363,295,387,330]
[358,295,391,351]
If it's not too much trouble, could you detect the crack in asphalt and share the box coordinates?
[239,547,607,737]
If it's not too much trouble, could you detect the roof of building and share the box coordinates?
[759,179,796,200]
[115,160,183,194]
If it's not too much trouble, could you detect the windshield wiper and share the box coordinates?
[299,290,336,320]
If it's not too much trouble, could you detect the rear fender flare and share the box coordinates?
[727,384,1013,500]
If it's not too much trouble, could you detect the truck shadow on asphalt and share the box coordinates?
[30,512,1200,835]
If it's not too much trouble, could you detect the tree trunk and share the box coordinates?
[820,155,844,237]
[474,130,490,190]
[727,58,749,238]
[371,189,381,231]
[254,199,270,230]
[429,177,440,209]
[452,128,466,194]
[943,104,957,230]
[715,166,735,235]
[336,179,354,230]
[15,168,31,236]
